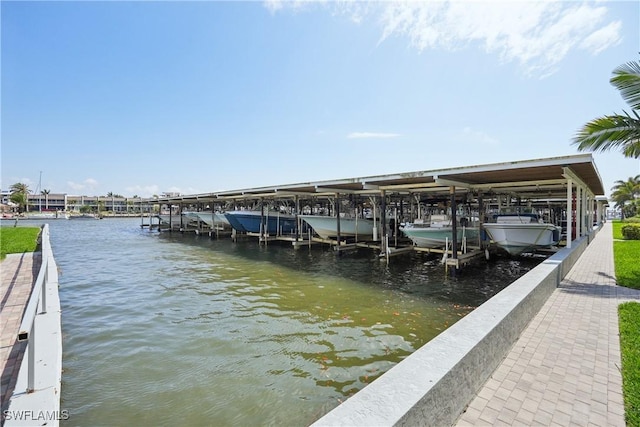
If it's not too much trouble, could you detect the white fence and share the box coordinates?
[5,224,64,426]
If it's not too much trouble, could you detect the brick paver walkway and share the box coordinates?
[456,221,640,426]
[0,252,41,412]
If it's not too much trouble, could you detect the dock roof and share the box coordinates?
[153,153,605,204]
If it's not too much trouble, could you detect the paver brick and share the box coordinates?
[454,223,640,426]
[1,252,41,411]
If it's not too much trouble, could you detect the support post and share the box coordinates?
[260,199,266,245]
[394,201,398,248]
[372,196,378,241]
[566,179,572,248]
[576,186,582,239]
[450,186,458,271]
[295,195,300,241]
[335,193,341,255]
[478,191,484,248]
[380,191,387,254]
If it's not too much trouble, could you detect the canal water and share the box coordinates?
[19,218,541,426]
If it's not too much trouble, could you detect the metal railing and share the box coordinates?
[17,223,56,393]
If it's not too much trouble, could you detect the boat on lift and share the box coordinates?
[184,211,230,230]
[482,211,562,256]
[400,215,479,248]
[224,210,298,235]
[299,215,375,240]
[157,213,198,228]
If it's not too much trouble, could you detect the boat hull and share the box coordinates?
[184,211,230,228]
[401,225,479,248]
[69,214,99,220]
[157,214,197,227]
[224,211,297,235]
[483,223,561,255]
[299,215,374,240]
[22,212,69,220]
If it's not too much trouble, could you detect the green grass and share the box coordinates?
[614,240,640,289]
[612,219,640,290]
[614,221,640,426]
[0,226,41,260]
[619,302,640,427]
[613,220,625,240]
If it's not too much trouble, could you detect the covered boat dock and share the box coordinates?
[142,154,606,267]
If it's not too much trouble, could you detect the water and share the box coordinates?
[6,218,541,426]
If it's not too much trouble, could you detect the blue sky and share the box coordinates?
[2,1,639,198]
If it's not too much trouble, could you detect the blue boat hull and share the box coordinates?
[224,211,298,234]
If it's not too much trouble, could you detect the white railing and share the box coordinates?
[17,225,55,392]
[14,224,60,394]
[7,223,63,427]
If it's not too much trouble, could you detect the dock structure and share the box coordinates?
[139,154,607,268]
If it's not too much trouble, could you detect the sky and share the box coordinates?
[2,0,639,199]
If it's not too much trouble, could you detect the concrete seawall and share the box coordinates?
[313,231,595,426]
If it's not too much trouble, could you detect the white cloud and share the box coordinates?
[377,1,621,77]
[263,0,317,14]
[172,186,203,195]
[124,184,161,198]
[460,127,499,145]
[580,21,622,54]
[264,0,284,13]
[120,184,203,198]
[347,131,402,139]
[265,0,622,78]
[67,178,99,193]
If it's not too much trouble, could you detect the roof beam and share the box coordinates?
[379,182,440,191]
[473,178,566,190]
[362,183,380,190]
[562,166,590,193]
[314,186,360,194]
[274,190,320,197]
[433,177,472,188]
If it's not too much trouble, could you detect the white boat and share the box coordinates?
[183,211,230,229]
[157,214,198,227]
[23,211,69,220]
[299,215,375,240]
[483,213,562,256]
[400,215,479,248]
[69,213,100,220]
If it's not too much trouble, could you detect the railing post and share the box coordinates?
[27,321,35,392]
[41,264,48,314]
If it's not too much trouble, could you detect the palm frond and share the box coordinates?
[610,61,640,112]
[572,112,640,158]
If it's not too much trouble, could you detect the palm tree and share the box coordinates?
[9,182,30,213]
[573,60,640,158]
[41,189,50,210]
[611,175,640,219]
